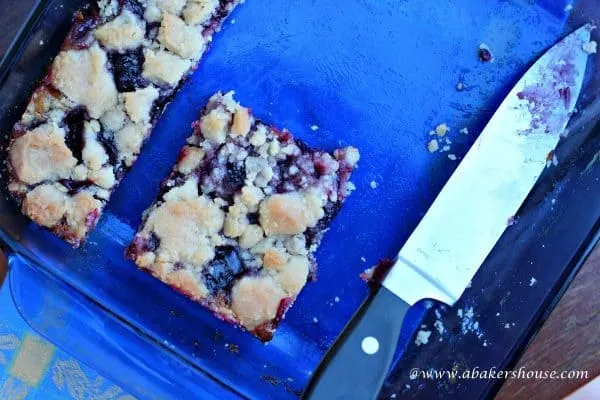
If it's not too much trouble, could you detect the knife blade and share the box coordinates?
[304,25,592,400]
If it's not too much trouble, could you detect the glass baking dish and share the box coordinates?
[0,0,599,398]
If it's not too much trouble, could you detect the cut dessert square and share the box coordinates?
[6,0,241,247]
[127,92,360,341]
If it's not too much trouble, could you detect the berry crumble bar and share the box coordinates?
[6,0,241,246]
[127,92,360,341]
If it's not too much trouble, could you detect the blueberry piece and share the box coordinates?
[119,0,144,18]
[247,212,259,225]
[146,232,160,252]
[66,5,100,49]
[110,48,144,92]
[203,246,244,293]
[97,132,120,166]
[225,162,246,189]
[63,107,89,162]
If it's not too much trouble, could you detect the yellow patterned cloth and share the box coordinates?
[0,285,134,400]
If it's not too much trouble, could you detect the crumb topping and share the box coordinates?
[10,123,77,185]
[142,48,192,86]
[51,44,118,119]
[22,184,68,228]
[231,276,287,330]
[259,192,324,236]
[94,10,146,50]
[158,14,205,60]
[183,0,219,25]
[123,85,160,124]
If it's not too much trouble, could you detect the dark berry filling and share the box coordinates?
[119,0,144,18]
[110,48,145,92]
[65,5,100,50]
[247,212,259,225]
[59,179,93,195]
[161,171,188,193]
[203,246,245,294]
[126,232,160,260]
[222,162,246,194]
[146,22,161,41]
[63,106,89,162]
[305,201,342,249]
[97,131,120,166]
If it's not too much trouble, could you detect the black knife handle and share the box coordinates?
[303,286,410,400]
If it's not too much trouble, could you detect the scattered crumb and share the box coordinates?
[466,281,472,289]
[483,340,489,347]
[551,198,556,205]
[546,150,558,168]
[496,312,500,317]
[415,329,432,346]
[360,256,366,262]
[428,139,439,153]
[442,145,451,152]
[504,323,511,329]
[478,43,493,62]
[435,123,450,137]
[370,180,378,189]
[310,125,319,131]
[334,296,340,303]
[230,19,236,24]
[39,40,45,46]
[459,306,484,339]
[225,343,240,354]
[529,277,537,287]
[428,130,436,136]
[391,394,397,399]
[313,317,318,323]
[448,154,457,161]
[457,308,463,318]
[582,41,597,55]
[507,215,518,226]
[564,3,573,12]
[456,81,465,91]
[460,127,469,135]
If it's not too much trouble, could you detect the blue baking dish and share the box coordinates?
[0,0,599,398]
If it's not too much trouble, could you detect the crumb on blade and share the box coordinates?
[583,41,597,55]
[428,139,439,153]
[415,330,431,346]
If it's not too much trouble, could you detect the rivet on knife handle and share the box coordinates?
[303,286,409,400]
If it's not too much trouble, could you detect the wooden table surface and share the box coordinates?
[0,1,598,399]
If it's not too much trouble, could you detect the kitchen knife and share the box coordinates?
[304,25,593,400]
